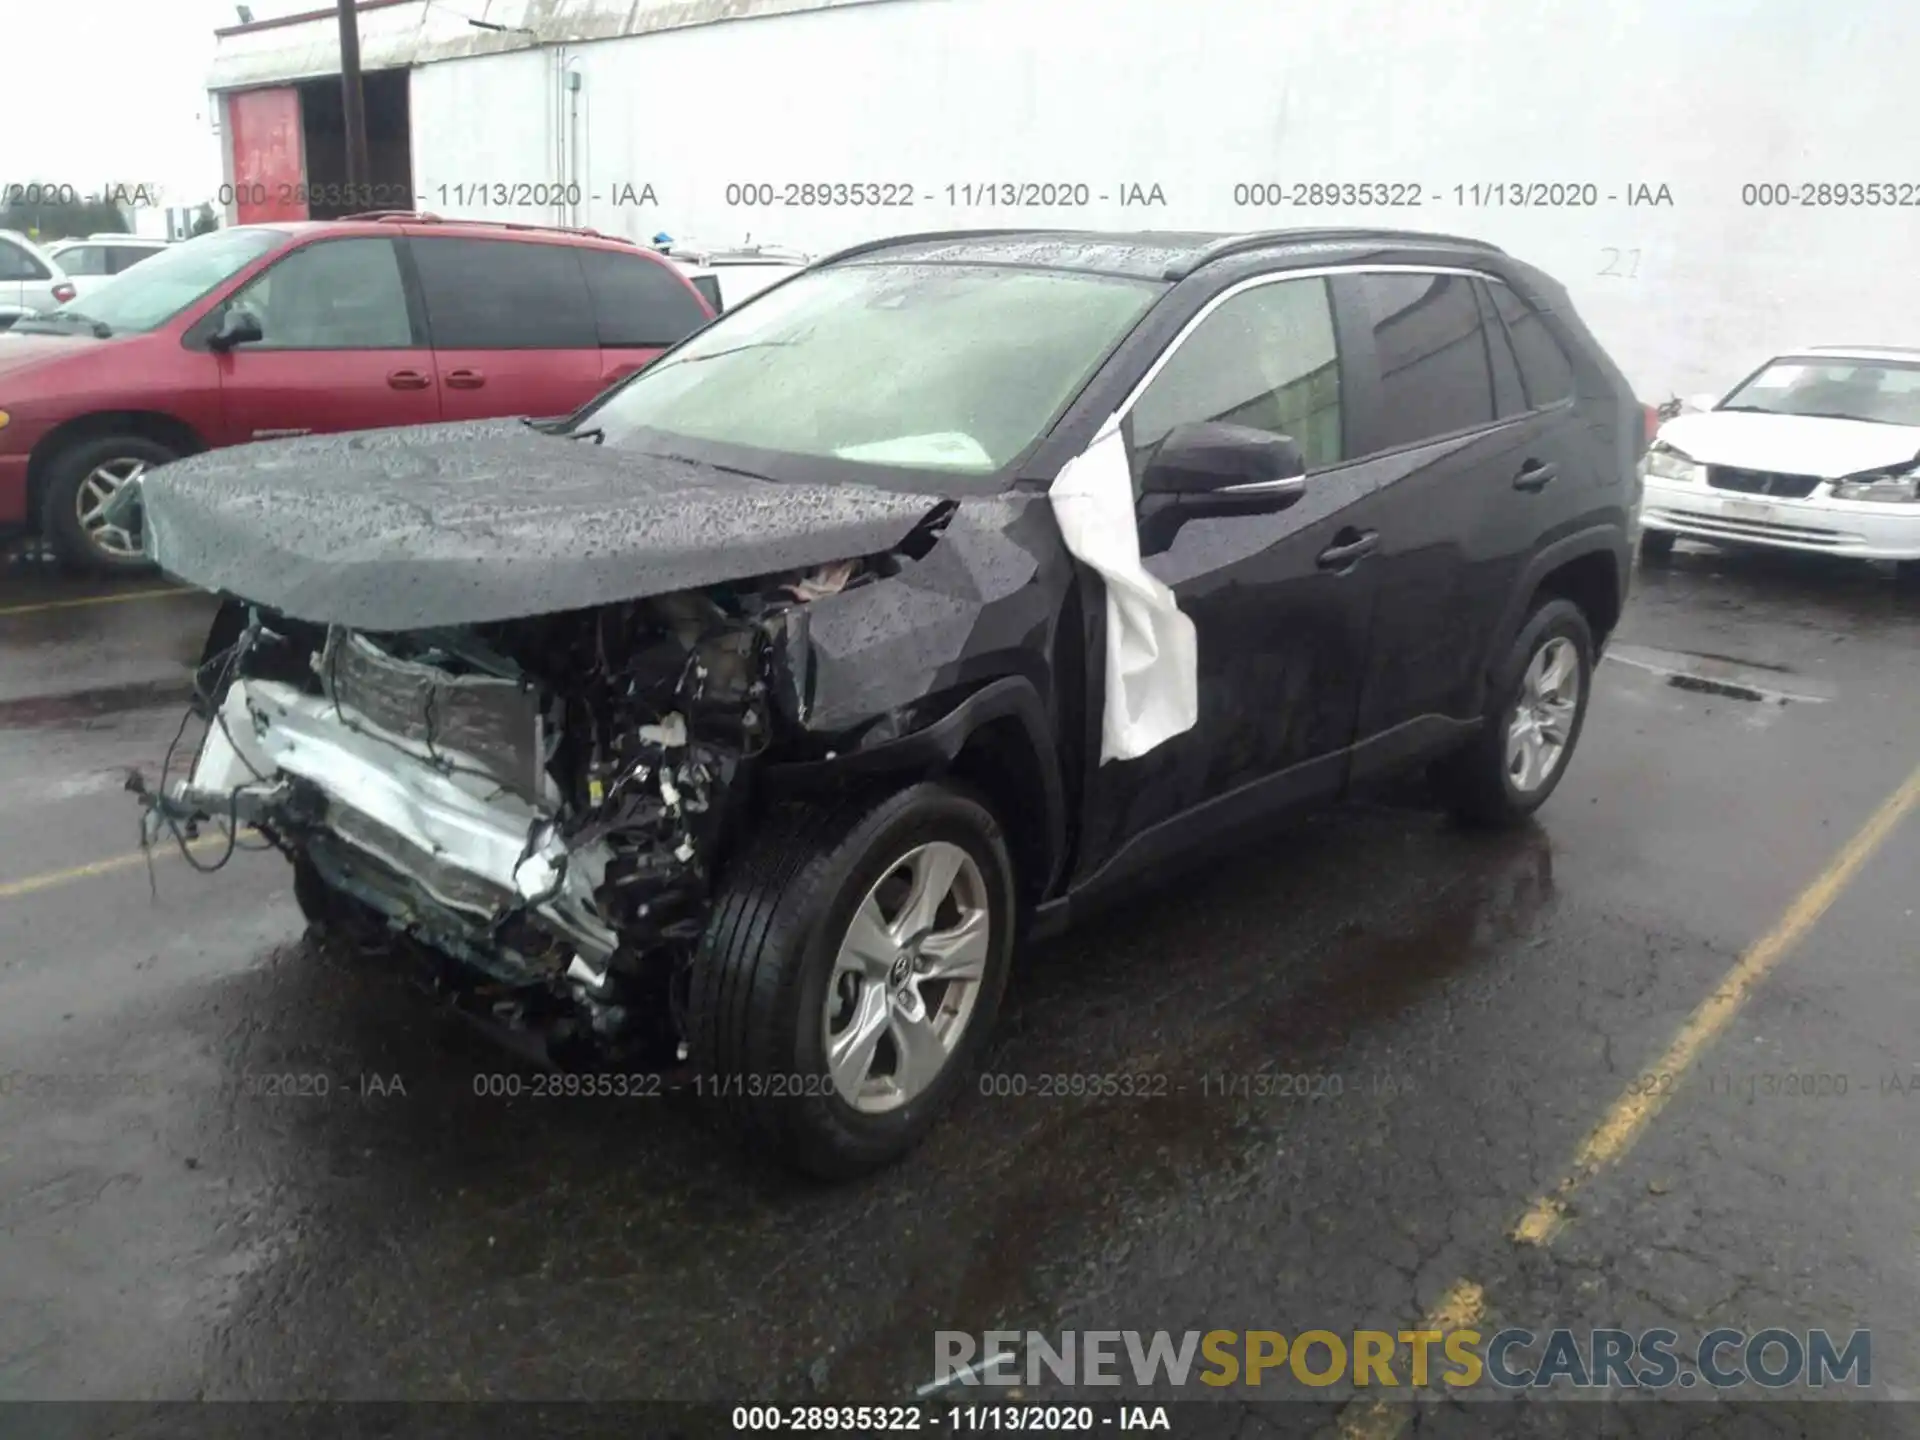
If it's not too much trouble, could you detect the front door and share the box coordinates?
[1075,273,1383,881]
[211,236,441,445]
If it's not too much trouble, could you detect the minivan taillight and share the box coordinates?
[1642,403,1658,446]
[51,282,76,304]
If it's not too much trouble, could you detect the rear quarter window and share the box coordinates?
[408,236,598,350]
[579,248,713,347]
[1486,279,1576,408]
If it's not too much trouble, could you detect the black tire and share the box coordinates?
[39,434,174,575]
[1638,528,1676,565]
[687,782,1017,1180]
[293,853,394,958]
[1434,598,1595,829]
[1895,559,1920,589]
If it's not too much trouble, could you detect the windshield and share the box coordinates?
[1721,356,1920,426]
[18,227,283,336]
[577,262,1162,474]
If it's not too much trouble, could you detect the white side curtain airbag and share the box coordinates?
[1046,426,1198,764]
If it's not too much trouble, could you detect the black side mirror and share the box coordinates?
[208,306,264,352]
[1138,421,1308,554]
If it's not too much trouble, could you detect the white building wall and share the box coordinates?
[398,0,1920,398]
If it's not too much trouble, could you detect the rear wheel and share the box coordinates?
[1638,528,1676,565]
[1895,559,1920,588]
[687,782,1016,1179]
[40,434,173,574]
[1434,598,1594,829]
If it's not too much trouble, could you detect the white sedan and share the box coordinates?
[1640,346,1920,580]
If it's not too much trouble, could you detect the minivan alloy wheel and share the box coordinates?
[1506,636,1580,793]
[823,839,989,1113]
[74,458,147,558]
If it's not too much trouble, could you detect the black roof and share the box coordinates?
[816,228,1506,281]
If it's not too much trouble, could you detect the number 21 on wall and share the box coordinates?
[1599,247,1642,278]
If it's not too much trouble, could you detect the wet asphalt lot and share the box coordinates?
[2,540,1919,1435]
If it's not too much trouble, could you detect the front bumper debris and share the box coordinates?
[174,677,622,976]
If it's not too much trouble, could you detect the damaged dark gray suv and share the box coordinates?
[132,227,1643,1178]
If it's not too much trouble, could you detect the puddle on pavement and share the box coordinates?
[1605,643,1835,705]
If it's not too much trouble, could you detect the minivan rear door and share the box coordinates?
[404,234,604,422]
[579,246,714,388]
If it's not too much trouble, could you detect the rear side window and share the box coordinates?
[0,239,48,282]
[58,246,110,276]
[690,273,723,312]
[1485,279,1575,408]
[1357,272,1494,450]
[410,237,597,350]
[579,249,711,346]
[1475,281,1527,419]
[109,246,159,273]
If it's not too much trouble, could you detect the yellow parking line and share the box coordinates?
[1512,757,1920,1247]
[1336,760,1920,1440]
[0,586,196,618]
[1336,1279,1485,1439]
[0,834,227,901]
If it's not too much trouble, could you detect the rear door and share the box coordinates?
[1331,267,1530,768]
[405,235,604,421]
[205,235,441,445]
[578,246,714,390]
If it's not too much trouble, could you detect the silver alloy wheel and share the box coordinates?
[823,840,990,1114]
[1506,635,1581,794]
[74,458,147,558]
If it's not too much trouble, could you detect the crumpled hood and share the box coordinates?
[139,419,949,629]
[1658,410,1920,479]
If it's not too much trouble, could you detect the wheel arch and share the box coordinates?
[1492,527,1627,677]
[760,675,1067,912]
[27,411,208,524]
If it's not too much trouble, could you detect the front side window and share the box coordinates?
[1721,356,1920,427]
[410,237,597,350]
[1359,272,1495,451]
[1126,275,1343,480]
[0,239,48,282]
[55,246,109,276]
[19,226,284,335]
[578,262,1162,476]
[225,237,414,348]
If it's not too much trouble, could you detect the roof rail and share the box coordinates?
[1167,227,1506,279]
[811,228,1061,267]
[339,211,634,243]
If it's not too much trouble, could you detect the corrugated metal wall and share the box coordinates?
[220,0,1920,396]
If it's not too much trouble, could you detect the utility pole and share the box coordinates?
[336,0,371,197]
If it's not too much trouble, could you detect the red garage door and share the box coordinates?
[227,87,309,223]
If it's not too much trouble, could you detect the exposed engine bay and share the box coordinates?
[135,551,892,1068]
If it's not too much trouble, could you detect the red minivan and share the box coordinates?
[0,214,715,572]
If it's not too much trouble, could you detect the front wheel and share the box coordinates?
[687,782,1017,1179]
[40,434,174,574]
[1434,598,1594,829]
